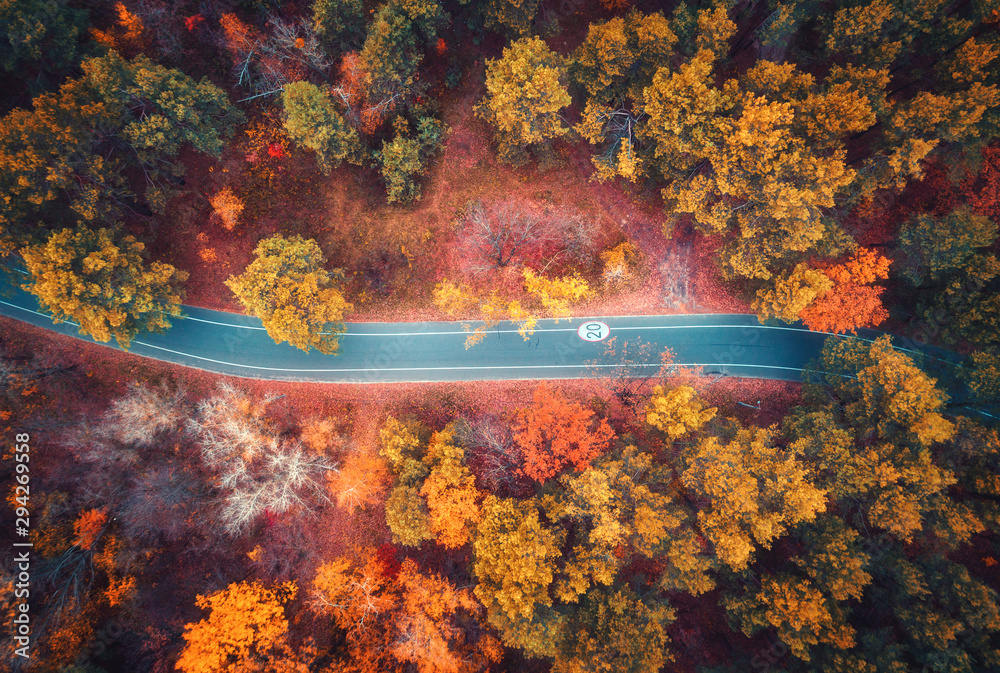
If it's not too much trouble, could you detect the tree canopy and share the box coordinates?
[282,81,360,174]
[21,226,187,348]
[477,36,571,164]
[0,50,242,250]
[176,581,299,673]
[225,234,352,354]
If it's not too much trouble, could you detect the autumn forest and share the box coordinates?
[2,0,1000,671]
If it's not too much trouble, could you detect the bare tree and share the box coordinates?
[455,415,529,496]
[465,200,602,274]
[588,337,682,413]
[120,463,206,542]
[219,443,336,534]
[187,383,337,535]
[466,200,550,271]
[0,356,77,432]
[186,382,279,467]
[549,207,601,269]
[135,0,184,60]
[35,546,94,627]
[660,243,695,310]
[66,420,141,477]
[103,382,186,447]
[266,15,332,74]
[218,13,331,101]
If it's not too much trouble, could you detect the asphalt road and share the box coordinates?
[0,275,934,384]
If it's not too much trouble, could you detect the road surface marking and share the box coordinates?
[578,321,610,342]
[0,298,955,369]
[128,337,819,374]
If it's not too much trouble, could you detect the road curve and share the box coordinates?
[0,277,936,384]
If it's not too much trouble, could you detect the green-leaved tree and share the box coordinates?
[282,81,361,174]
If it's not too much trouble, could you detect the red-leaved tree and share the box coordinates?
[514,384,615,482]
[331,52,396,136]
[800,248,891,334]
[963,144,1000,224]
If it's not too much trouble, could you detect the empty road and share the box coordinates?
[0,277,937,383]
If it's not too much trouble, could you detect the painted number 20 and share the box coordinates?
[577,321,610,342]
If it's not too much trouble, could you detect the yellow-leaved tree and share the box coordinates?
[551,585,676,673]
[645,385,717,441]
[647,55,871,280]
[433,272,593,349]
[210,187,244,231]
[281,81,361,174]
[21,226,187,348]
[726,573,855,660]
[790,335,976,543]
[553,445,717,598]
[477,36,571,164]
[641,48,735,179]
[226,234,351,354]
[570,11,678,182]
[682,426,827,570]
[724,517,872,661]
[522,269,594,319]
[753,263,834,324]
[473,495,566,657]
[571,11,677,105]
[599,241,641,288]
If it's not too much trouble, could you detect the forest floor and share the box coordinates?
[146,56,752,324]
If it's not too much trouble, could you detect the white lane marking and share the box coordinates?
[181,315,268,330]
[0,297,955,367]
[128,338,817,374]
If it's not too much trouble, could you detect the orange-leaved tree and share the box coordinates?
[514,384,615,482]
[311,555,398,635]
[90,2,148,57]
[799,248,891,334]
[310,552,499,673]
[71,508,108,551]
[391,559,502,673]
[326,446,390,513]
[419,426,483,549]
[210,187,244,231]
[176,580,298,673]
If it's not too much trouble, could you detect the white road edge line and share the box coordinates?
[0,299,83,328]
[0,298,950,367]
